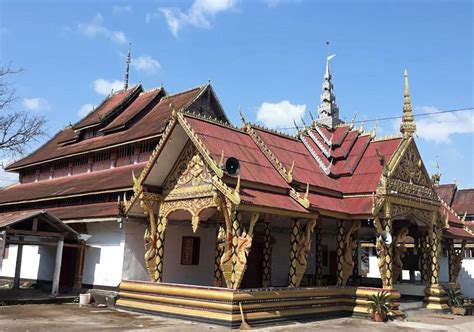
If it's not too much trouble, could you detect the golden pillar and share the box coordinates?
[336,220,345,285]
[314,226,323,286]
[230,210,241,288]
[155,214,166,282]
[420,231,432,285]
[424,218,449,310]
[288,219,299,287]
[262,220,272,288]
[213,224,225,287]
[352,229,359,281]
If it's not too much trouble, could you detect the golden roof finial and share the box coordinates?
[431,156,442,184]
[400,69,416,138]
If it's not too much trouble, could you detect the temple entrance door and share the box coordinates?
[59,246,78,289]
[240,240,264,289]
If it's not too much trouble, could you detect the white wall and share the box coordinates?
[440,256,449,283]
[0,244,56,282]
[82,221,125,287]
[122,219,149,282]
[459,258,474,298]
[162,222,215,286]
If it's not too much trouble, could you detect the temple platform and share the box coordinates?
[116,280,401,328]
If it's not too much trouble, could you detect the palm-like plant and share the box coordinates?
[446,288,464,307]
[367,291,391,322]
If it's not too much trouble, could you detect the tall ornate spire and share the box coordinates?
[316,54,341,129]
[400,69,416,138]
[124,43,131,90]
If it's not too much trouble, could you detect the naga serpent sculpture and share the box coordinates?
[338,220,361,285]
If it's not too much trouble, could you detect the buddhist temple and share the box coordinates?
[0,56,473,328]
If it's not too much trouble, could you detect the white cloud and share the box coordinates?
[113,5,132,14]
[149,0,237,37]
[77,13,128,44]
[132,55,161,73]
[257,100,306,129]
[78,103,96,118]
[414,106,474,144]
[94,78,124,95]
[22,98,50,111]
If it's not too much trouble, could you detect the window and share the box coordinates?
[118,145,134,158]
[141,139,159,153]
[181,236,200,265]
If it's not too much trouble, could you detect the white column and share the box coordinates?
[13,237,24,289]
[51,239,64,295]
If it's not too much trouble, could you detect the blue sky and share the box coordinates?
[0,0,473,187]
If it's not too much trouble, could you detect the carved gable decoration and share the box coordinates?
[387,140,438,202]
[163,142,214,201]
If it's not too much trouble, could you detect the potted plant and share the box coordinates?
[367,291,391,322]
[446,288,466,315]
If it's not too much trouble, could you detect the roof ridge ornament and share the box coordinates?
[316,54,342,129]
[124,43,131,90]
[431,157,441,185]
[400,69,416,138]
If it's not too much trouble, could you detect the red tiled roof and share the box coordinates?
[0,163,145,204]
[253,128,340,190]
[47,202,119,221]
[0,210,78,237]
[443,225,474,240]
[452,189,474,215]
[6,86,205,170]
[440,203,463,226]
[185,117,290,189]
[101,88,164,133]
[0,210,43,228]
[240,188,309,214]
[73,86,141,130]
[339,138,402,193]
[434,184,457,206]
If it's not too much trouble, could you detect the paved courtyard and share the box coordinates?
[0,304,473,331]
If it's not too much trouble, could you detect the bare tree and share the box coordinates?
[0,63,46,158]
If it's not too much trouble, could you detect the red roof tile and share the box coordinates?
[48,202,119,220]
[252,128,341,190]
[7,86,205,170]
[240,188,309,214]
[101,88,164,133]
[452,189,474,215]
[339,138,401,193]
[443,225,474,240]
[74,86,141,130]
[185,117,290,189]
[0,163,145,204]
[434,184,457,206]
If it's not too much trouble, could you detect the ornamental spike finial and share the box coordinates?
[316,54,341,129]
[400,69,416,138]
[304,182,309,201]
[124,43,131,90]
[239,107,247,127]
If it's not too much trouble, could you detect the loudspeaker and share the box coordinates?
[225,157,240,176]
[378,231,393,245]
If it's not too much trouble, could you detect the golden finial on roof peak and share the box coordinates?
[400,69,416,138]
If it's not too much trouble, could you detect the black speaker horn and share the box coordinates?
[225,157,240,176]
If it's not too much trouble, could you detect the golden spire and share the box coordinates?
[400,69,416,138]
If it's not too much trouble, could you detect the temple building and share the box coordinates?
[0,56,473,327]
